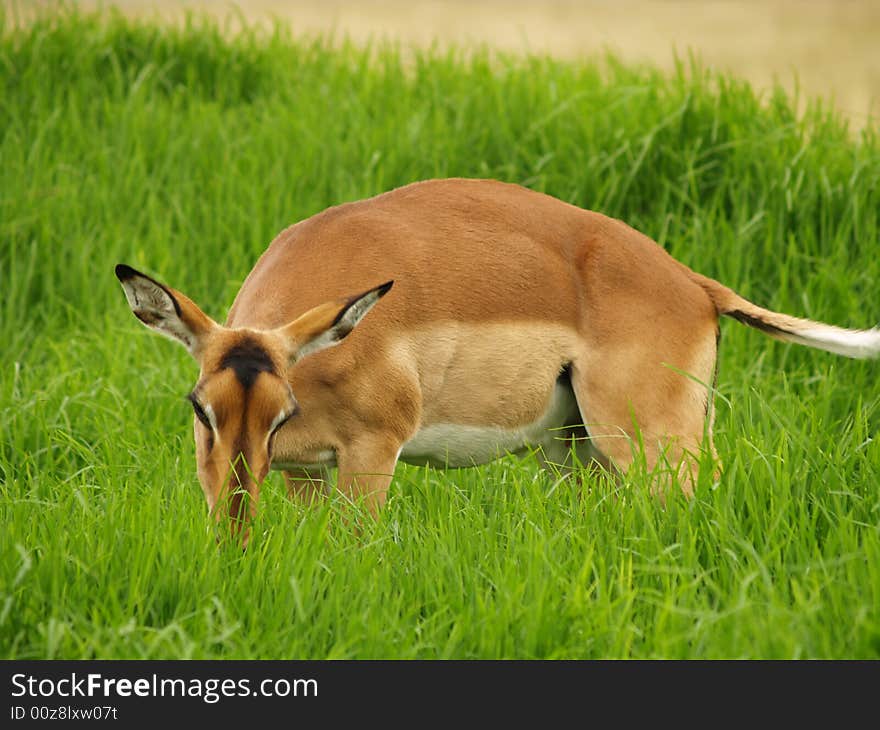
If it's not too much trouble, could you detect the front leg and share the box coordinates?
[335,435,401,517]
[283,466,332,506]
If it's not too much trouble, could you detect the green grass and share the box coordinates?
[2,8,879,659]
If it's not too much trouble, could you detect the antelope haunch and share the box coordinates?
[116,178,880,538]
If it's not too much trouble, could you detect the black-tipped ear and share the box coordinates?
[275,280,394,362]
[115,263,217,356]
[115,264,183,316]
[114,263,140,282]
[331,280,394,330]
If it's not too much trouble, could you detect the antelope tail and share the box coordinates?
[689,271,880,359]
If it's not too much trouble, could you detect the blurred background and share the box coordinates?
[12,0,879,130]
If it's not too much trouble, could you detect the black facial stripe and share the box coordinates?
[187,392,211,428]
[230,433,254,491]
[219,338,275,389]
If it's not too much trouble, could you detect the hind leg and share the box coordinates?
[570,330,718,498]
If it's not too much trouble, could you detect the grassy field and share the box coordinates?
[1,9,879,659]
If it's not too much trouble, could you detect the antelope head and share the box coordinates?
[115,264,391,544]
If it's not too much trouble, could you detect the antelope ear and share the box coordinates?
[115,264,218,357]
[275,281,394,362]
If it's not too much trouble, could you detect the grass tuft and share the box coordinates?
[1,8,879,658]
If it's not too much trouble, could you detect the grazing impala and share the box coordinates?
[116,178,880,538]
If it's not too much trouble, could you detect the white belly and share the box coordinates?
[399,379,580,468]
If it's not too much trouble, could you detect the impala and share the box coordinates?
[116,178,880,539]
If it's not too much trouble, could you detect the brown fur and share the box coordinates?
[117,178,875,539]
[226,180,720,504]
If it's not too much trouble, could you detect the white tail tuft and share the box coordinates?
[776,325,880,359]
[686,270,880,360]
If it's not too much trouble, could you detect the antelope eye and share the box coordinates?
[271,413,292,434]
[187,393,212,429]
[270,406,298,435]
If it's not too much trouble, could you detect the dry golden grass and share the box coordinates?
[9,0,878,128]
